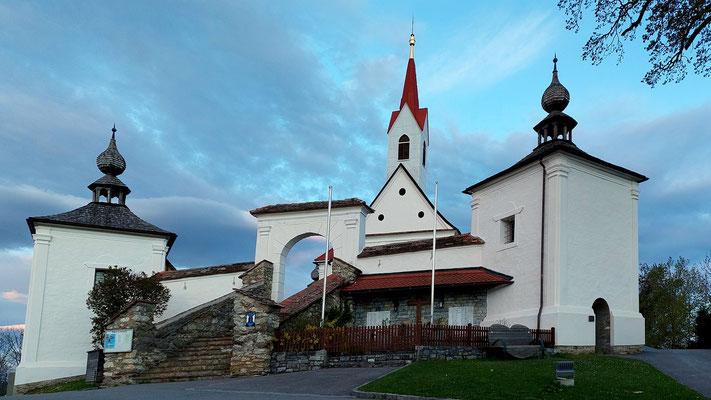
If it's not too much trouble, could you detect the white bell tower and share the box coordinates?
[385,33,429,190]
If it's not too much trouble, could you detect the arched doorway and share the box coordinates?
[592,298,611,354]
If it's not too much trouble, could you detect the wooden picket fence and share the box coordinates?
[273,324,555,353]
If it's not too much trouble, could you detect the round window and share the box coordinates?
[418,211,425,218]
[378,214,384,221]
[399,188,406,196]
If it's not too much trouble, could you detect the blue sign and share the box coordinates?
[104,333,116,349]
[246,313,256,327]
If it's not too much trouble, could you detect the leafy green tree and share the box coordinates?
[639,257,710,348]
[558,0,711,86]
[86,267,170,348]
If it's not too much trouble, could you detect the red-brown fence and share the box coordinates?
[273,324,555,353]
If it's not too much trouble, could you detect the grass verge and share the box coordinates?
[26,379,99,394]
[358,354,707,399]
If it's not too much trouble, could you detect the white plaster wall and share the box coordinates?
[550,155,643,346]
[366,167,451,237]
[161,273,243,320]
[472,163,543,328]
[15,224,169,385]
[386,105,428,189]
[355,245,483,275]
[254,206,368,302]
[474,153,644,347]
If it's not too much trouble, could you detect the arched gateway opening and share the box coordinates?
[592,298,611,354]
[250,199,372,302]
[282,234,331,299]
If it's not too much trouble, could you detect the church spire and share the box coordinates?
[385,31,430,190]
[533,56,577,145]
[88,125,131,204]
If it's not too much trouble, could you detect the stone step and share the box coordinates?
[137,368,231,380]
[173,352,231,361]
[148,361,231,372]
[136,374,229,383]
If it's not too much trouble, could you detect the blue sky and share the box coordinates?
[1,1,710,326]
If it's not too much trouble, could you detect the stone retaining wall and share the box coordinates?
[270,345,483,373]
[270,350,415,373]
[415,345,483,360]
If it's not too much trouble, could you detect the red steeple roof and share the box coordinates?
[388,57,428,132]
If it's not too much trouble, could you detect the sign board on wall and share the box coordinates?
[246,313,256,327]
[104,329,134,353]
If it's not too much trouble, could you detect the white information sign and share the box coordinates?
[104,329,134,353]
[448,306,474,326]
[366,311,390,326]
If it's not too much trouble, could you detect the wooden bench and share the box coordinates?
[487,324,544,359]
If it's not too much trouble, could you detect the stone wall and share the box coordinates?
[102,295,236,386]
[269,345,482,374]
[231,290,282,376]
[331,258,361,283]
[102,301,162,387]
[415,345,482,360]
[239,260,274,299]
[555,345,641,355]
[270,350,414,373]
[351,289,486,326]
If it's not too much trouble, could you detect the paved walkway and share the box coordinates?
[622,347,711,398]
[20,367,399,400]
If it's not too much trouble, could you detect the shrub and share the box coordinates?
[86,266,170,347]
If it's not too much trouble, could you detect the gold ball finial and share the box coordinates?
[409,34,415,59]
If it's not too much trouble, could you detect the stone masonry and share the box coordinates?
[350,289,486,326]
[102,301,162,386]
[103,295,236,386]
[330,258,361,283]
[239,260,274,299]
[231,289,282,376]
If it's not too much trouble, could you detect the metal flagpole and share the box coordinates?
[430,182,438,325]
[320,186,333,326]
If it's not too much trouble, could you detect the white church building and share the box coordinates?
[16,33,647,387]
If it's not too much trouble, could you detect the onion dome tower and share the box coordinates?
[533,56,578,145]
[88,125,131,204]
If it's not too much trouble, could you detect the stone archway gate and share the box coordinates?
[250,198,373,302]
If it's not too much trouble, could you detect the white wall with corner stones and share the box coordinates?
[15,223,170,386]
[472,152,644,347]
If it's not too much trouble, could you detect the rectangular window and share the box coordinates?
[366,311,391,326]
[94,269,109,286]
[448,306,474,326]
[502,216,515,244]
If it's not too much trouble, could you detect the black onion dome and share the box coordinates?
[96,126,126,176]
[541,56,570,113]
[311,265,320,281]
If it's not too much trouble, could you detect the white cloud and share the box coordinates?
[2,290,28,304]
[424,11,554,93]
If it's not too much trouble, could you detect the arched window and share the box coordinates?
[398,135,410,160]
[422,141,426,166]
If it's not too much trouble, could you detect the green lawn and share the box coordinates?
[26,379,99,394]
[359,355,707,400]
